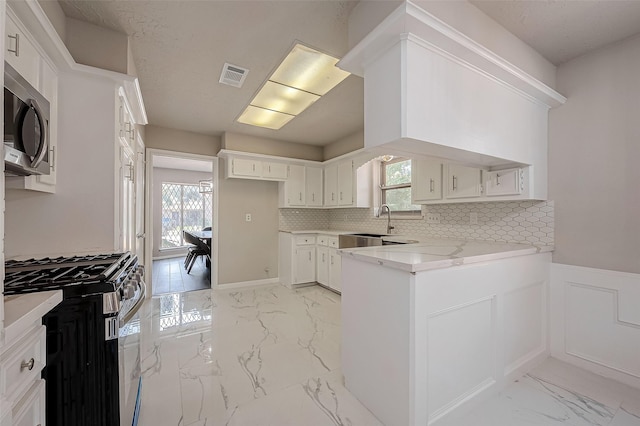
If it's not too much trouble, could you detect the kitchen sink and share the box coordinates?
[339,234,419,249]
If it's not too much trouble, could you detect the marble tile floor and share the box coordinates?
[152,257,211,296]
[136,283,640,426]
[439,358,640,426]
[137,284,383,425]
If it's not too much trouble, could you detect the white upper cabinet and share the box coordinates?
[280,164,306,207]
[445,164,482,199]
[5,13,39,89]
[485,168,523,197]
[337,161,354,206]
[230,158,261,178]
[306,167,323,207]
[412,158,442,203]
[324,164,338,207]
[263,162,288,180]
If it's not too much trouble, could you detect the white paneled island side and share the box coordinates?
[339,239,552,426]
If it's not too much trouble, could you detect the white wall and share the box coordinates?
[549,34,640,274]
[65,18,129,74]
[222,132,323,161]
[146,125,221,156]
[5,72,117,258]
[323,129,364,160]
[152,168,213,258]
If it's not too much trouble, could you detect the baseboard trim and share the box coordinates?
[215,277,280,289]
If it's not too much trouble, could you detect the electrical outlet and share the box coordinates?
[245,213,252,222]
[426,213,440,224]
[470,212,478,225]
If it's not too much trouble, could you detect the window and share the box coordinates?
[161,183,212,249]
[380,157,421,213]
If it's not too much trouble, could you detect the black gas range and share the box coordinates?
[4,252,145,426]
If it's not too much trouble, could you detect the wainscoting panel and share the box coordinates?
[427,296,497,421]
[550,263,640,389]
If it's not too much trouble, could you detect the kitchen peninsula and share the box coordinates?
[340,238,552,425]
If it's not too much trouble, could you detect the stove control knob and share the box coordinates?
[122,284,136,300]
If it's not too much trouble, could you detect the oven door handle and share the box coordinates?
[120,282,146,325]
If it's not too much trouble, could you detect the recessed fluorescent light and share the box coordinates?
[236,43,350,130]
[251,81,320,115]
[237,105,295,130]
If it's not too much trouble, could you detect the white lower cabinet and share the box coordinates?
[11,380,44,426]
[280,233,342,293]
[316,246,329,286]
[328,247,342,292]
[0,325,47,426]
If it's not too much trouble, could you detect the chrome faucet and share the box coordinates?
[380,204,395,234]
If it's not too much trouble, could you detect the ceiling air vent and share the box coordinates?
[219,63,248,88]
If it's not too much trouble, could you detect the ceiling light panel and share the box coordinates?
[270,44,350,95]
[237,105,295,130]
[251,81,320,115]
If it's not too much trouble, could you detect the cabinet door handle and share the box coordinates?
[21,357,35,371]
[312,193,315,202]
[299,192,302,201]
[8,33,20,56]
[308,252,311,261]
[340,191,343,201]
[322,253,325,262]
[332,193,335,201]
[330,255,334,265]
[452,175,457,191]
[252,164,255,172]
[50,146,56,171]
[430,178,434,193]
[496,173,501,185]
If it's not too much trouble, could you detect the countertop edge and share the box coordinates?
[3,290,63,346]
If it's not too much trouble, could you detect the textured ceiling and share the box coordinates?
[58,0,640,147]
[471,0,640,65]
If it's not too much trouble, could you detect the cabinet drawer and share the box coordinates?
[12,379,45,426]
[295,235,316,245]
[317,235,329,246]
[0,326,46,401]
[328,237,339,248]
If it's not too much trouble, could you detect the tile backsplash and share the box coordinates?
[280,200,554,246]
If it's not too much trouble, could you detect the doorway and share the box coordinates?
[145,149,219,297]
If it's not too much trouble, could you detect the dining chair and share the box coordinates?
[183,231,207,272]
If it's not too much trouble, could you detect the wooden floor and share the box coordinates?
[152,256,211,295]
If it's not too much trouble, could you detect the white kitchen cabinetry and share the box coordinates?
[279,233,317,287]
[4,13,39,89]
[221,152,290,181]
[306,167,323,207]
[485,167,523,197]
[263,162,288,179]
[337,161,354,206]
[279,165,306,207]
[316,245,329,286]
[230,158,262,178]
[445,164,483,199]
[324,160,372,208]
[0,326,47,426]
[412,158,442,203]
[295,246,316,284]
[324,164,338,207]
[328,247,342,292]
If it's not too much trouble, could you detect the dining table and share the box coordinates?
[184,230,212,245]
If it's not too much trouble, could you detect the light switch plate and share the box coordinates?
[245,213,252,222]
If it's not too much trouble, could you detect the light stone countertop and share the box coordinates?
[3,290,62,345]
[280,229,360,236]
[339,237,553,273]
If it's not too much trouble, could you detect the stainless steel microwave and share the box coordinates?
[4,61,50,176]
